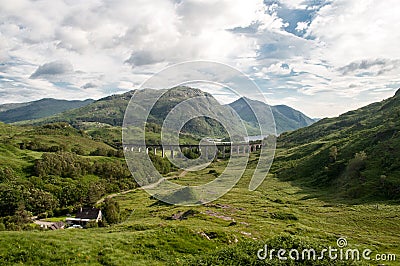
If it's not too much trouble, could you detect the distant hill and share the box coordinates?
[274,89,400,202]
[15,87,314,135]
[14,87,232,139]
[0,98,94,123]
[228,97,315,134]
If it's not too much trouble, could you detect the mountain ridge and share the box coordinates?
[228,97,315,134]
[0,98,94,124]
[12,87,315,134]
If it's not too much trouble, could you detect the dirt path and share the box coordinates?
[178,169,188,178]
[96,162,213,205]
[96,169,190,205]
[96,189,136,204]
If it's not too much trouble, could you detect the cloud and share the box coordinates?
[30,60,74,79]
[1,0,400,118]
[255,62,292,78]
[278,0,308,9]
[306,0,400,64]
[295,21,309,31]
[338,59,400,76]
[125,51,165,67]
[81,82,97,89]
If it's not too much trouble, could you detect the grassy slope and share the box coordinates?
[0,122,117,177]
[0,154,398,265]
[274,90,400,202]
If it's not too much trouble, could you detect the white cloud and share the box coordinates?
[306,0,400,64]
[0,0,399,118]
[255,62,292,78]
[279,0,307,9]
[295,21,309,31]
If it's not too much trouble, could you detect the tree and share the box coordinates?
[0,183,29,216]
[87,181,106,205]
[34,152,92,178]
[346,151,367,179]
[27,188,58,215]
[329,146,338,162]
[12,206,32,226]
[103,198,120,224]
[0,167,17,182]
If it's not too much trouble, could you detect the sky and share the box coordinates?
[1,0,400,118]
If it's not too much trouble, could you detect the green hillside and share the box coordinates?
[15,92,135,126]
[274,89,400,202]
[0,122,137,225]
[0,98,94,123]
[0,152,398,265]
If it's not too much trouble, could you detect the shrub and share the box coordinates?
[345,151,367,179]
[270,212,298,221]
[85,220,98,228]
[0,167,17,182]
[102,198,120,224]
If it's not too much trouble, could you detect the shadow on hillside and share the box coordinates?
[281,176,400,205]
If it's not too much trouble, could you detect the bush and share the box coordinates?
[90,147,109,156]
[53,206,74,217]
[102,198,120,224]
[345,151,367,179]
[85,220,98,228]
[27,188,58,215]
[183,148,200,159]
[148,153,174,174]
[71,147,85,155]
[34,152,92,178]
[0,183,30,216]
[0,167,17,182]
[270,212,298,221]
[37,212,48,219]
[208,169,219,177]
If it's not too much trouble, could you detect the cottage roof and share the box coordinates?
[75,207,101,220]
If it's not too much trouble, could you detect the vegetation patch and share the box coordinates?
[270,212,298,221]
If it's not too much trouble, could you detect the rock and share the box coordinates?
[228,221,237,226]
[168,209,198,220]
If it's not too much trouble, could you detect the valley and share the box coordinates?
[0,87,399,265]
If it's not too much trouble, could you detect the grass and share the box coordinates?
[0,152,398,265]
[43,216,68,222]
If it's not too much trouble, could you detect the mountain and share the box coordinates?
[15,88,314,135]
[20,88,226,136]
[228,97,315,134]
[0,98,94,123]
[29,91,135,126]
[274,89,400,202]
[0,102,30,112]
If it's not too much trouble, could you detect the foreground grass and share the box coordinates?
[0,154,399,265]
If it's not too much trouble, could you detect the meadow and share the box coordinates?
[0,152,398,265]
